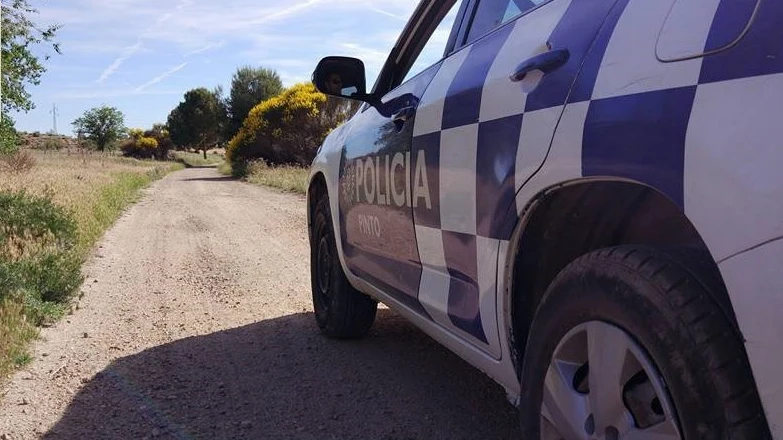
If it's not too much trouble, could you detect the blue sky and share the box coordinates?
[12,0,424,134]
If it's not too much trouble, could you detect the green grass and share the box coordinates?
[0,151,181,378]
[219,160,308,194]
[245,161,308,194]
[173,151,224,168]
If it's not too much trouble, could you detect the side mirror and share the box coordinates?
[312,56,371,101]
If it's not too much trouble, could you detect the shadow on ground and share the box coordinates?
[44,310,520,440]
[181,176,238,182]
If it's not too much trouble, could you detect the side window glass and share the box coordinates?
[401,3,460,84]
[466,0,547,43]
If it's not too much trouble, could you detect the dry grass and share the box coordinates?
[0,151,178,248]
[245,161,308,194]
[0,150,182,377]
[0,298,37,375]
[1,150,37,174]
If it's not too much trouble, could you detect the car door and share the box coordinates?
[337,1,463,316]
[410,0,622,357]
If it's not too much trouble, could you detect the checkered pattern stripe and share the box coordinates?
[407,0,783,351]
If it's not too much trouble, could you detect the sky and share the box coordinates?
[11,0,426,134]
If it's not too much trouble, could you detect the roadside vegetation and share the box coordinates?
[0,0,352,379]
[0,151,182,376]
[224,161,308,194]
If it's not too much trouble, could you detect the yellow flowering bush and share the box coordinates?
[121,134,159,159]
[226,82,355,170]
[137,136,158,150]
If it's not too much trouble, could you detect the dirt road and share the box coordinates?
[0,167,520,440]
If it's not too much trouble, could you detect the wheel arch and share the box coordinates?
[307,171,328,240]
[503,178,743,374]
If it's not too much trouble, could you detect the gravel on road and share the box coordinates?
[0,167,520,440]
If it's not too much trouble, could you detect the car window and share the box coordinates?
[466,0,548,44]
[401,3,460,84]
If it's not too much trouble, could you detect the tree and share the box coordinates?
[227,66,283,139]
[71,106,126,151]
[167,87,226,159]
[1,0,60,154]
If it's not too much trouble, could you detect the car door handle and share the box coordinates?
[509,48,570,82]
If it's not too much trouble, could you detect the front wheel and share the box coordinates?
[310,196,377,339]
[519,246,770,440]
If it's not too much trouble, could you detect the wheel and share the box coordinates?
[518,245,771,440]
[310,195,377,338]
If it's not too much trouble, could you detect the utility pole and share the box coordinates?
[49,103,59,134]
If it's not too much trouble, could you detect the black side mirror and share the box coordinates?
[312,56,372,101]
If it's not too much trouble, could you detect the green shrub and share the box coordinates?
[0,191,81,314]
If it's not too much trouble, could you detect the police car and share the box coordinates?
[307,0,781,437]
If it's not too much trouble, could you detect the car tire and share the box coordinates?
[518,245,771,440]
[310,195,377,339]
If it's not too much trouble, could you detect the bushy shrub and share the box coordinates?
[138,136,158,150]
[226,82,356,170]
[0,191,81,318]
[120,128,161,159]
[144,124,173,159]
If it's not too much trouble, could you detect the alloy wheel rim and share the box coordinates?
[540,321,682,440]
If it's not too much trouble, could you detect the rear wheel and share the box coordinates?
[519,245,771,439]
[310,196,377,339]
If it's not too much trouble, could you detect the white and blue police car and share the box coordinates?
[307,0,781,438]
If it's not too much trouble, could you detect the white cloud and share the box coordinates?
[183,41,225,57]
[16,0,429,132]
[134,62,189,92]
[365,4,407,21]
[54,88,182,100]
[97,40,143,83]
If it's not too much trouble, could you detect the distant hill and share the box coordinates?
[19,132,81,151]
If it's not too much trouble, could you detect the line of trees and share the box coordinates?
[157,64,360,171]
[165,67,285,161]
